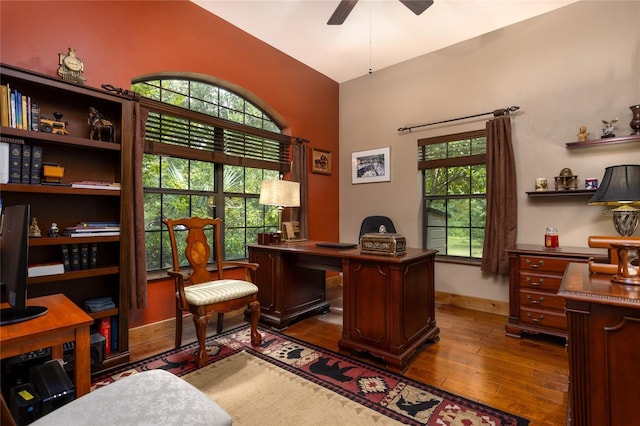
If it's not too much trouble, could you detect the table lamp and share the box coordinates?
[259,179,300,239]
[588,164,640,237]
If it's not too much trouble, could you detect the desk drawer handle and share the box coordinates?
[525,259,545,269]
[525,277,545,286]
[526,295,545,304]
[527,312,545,323]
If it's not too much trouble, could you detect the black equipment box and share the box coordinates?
[9,383,41,426]
[28,360,75,416]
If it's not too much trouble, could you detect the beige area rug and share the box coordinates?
[183,350,401,425]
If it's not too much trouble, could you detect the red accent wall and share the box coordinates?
[1,0,340,328]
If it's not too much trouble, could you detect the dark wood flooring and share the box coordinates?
[130,286,568,426]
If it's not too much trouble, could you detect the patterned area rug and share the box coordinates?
[92,325,529,426]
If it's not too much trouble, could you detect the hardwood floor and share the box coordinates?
[130,286,568,426]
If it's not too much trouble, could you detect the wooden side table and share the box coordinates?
[0,294,93,397]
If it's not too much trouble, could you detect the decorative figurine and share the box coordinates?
[554,167,578,191]
[601,118,618,138]
[577,125,589,141]
[48,223,60,238]
[88,107,115,142]
[29,217,42,238]
[57,47,86,84]
[40,112,69,135]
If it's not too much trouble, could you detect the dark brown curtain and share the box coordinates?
[290,140,309,238]
[128,103,149,308]
[481,116,517,274]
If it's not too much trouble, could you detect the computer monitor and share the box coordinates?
[0,204,48,326]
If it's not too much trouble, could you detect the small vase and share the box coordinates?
[631,104,640,135]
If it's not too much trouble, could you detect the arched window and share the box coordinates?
[132,76,290,270]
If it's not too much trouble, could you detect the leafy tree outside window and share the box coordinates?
[420,130,487,261]
[132,78,282,270]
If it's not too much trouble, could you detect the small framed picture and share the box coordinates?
[352,147,391,184]
[312,148,332,175]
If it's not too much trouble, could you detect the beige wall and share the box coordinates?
[339,1,640,303]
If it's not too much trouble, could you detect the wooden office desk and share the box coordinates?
[559,263,640,426]
[248,241,440,372]
[0,294,93,397]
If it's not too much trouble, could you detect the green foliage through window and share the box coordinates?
[420,130,487,261]
[132,77,282,270]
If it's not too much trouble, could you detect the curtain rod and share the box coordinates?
[397,106,520,134]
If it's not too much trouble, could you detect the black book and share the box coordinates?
[8,142,22,183]
[60,244,71,272]
[89,243,98,269]
[30,103,40,132]
[30,145,42,184]
[20,144,31,184]
[80,243,89,270]
[70,244,80,271]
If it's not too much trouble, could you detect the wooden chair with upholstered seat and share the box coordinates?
[163,216,262,367]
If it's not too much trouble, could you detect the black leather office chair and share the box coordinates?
[358,216,397,238]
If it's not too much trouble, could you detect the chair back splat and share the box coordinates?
[163,217,262,367]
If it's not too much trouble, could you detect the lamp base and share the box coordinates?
[612,205,639,237]
[610,242,640,286]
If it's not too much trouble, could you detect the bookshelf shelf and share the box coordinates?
[1,63,131,373]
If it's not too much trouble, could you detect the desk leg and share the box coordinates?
[74,325,91,397]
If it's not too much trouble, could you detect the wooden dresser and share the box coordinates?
[559,263,640,426]
[505,245,606,338]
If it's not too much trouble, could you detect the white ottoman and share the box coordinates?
[31,369,232,426]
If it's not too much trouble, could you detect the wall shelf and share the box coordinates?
[566,134,640,149]
[526,189,597,197]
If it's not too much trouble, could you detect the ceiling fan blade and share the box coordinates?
[399,0,434,16]
[327,0,358,25]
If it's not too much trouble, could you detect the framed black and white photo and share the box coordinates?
[351,147,390,184]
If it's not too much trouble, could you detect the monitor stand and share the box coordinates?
[0,306,48,326]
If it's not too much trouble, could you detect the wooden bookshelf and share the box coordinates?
[0,63,132,373]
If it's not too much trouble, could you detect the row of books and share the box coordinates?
[60,243,99,271]
[0,84,40,131]
[0,139,42,184]
[95,316,118,355]
[27,242,100,277]
[63,222,120,238]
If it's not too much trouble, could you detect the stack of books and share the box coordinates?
[63,221,120,238]
[71,181,120,190]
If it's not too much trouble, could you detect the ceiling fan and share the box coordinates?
[327,0,434,25]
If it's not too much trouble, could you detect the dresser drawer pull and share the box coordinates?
[527,312,545,323]
[526,295,545,304]
[525,259,545,268]
[525,277,545,286]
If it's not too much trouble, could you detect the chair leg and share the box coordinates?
[248,300,262,346]
[193,313,213,368]
[216,312,224,334]
[175,300,183,349]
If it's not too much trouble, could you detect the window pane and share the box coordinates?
[471,227,485,258]
[225,227,245,260]
[161,157,189,190]
[447,166,470,195]
[142,154,160,187]
[448,199,470,227]
[146,230,161,270]
[225,197,245,227]
[244,168,263,194]
[471,137,486,155]
[144,193,162,231]
[163,194,191,220]
[448,227,471,257]
[448,139,470,157]
[471,165,486,195]
[471,198,486,227]
[189,160,215,191]
[224,165,244,193]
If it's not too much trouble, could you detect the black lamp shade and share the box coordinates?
[588,164,640,206]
